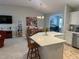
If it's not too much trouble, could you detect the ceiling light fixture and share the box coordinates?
[37,16,44,19]
[37,16,41,19]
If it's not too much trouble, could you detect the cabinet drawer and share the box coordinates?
[6,31,12,38]
[0,31,6,39]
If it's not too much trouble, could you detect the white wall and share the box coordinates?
[0,5,44,37]
[64,5,72,44]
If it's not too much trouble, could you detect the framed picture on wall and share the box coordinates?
[26,17,37,27]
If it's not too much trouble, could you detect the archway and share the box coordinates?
[49,14,64,32]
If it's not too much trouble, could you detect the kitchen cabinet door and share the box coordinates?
[6,31,12,38]
[70,11,79,25]
[0,31,6,39]
[0,31,6,48]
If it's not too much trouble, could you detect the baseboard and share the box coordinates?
[65,42,72,46]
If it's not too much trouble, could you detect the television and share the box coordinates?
[0,15,12,24]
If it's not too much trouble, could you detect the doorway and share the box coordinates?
[49,14,63,32]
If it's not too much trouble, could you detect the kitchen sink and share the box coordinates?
[54,35,64,39]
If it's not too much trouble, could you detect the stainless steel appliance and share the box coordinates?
[69,25,79,32]
[72,33,79,48]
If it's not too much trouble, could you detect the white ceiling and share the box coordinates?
[0,0,79,14]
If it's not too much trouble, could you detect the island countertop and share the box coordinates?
[30,32,65,47]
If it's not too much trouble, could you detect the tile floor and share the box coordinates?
[0,37,79,59]
[0,37,28,59]
[64,44,79,59]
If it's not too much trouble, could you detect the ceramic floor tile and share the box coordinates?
[0,37,28,59]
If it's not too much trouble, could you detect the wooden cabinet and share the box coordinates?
[0,31,6,48]
[6,31,12,38]
[0,31,12,38]
[0,31,12,48]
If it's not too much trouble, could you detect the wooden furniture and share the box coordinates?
[0,31,6,48]
[27,37,40,59]
[26,27,41,59]
[0,31,12,48]
[6,31,12,38]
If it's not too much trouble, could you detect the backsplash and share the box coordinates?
[0,24,16,31]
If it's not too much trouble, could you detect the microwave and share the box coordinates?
[69,25,79,32]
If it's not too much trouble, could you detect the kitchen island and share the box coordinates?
[30,32,65,59]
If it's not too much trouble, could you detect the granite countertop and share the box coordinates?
[0,29,12,31]
[30,32,65,47]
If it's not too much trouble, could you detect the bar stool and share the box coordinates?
[26,27,40,59]
[27,36,40,59]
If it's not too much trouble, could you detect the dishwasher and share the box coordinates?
[72,33,79,48]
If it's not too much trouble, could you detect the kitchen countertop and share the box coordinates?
[30,32,65,47]
[0,30,12,31]
[71,32,79,34]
